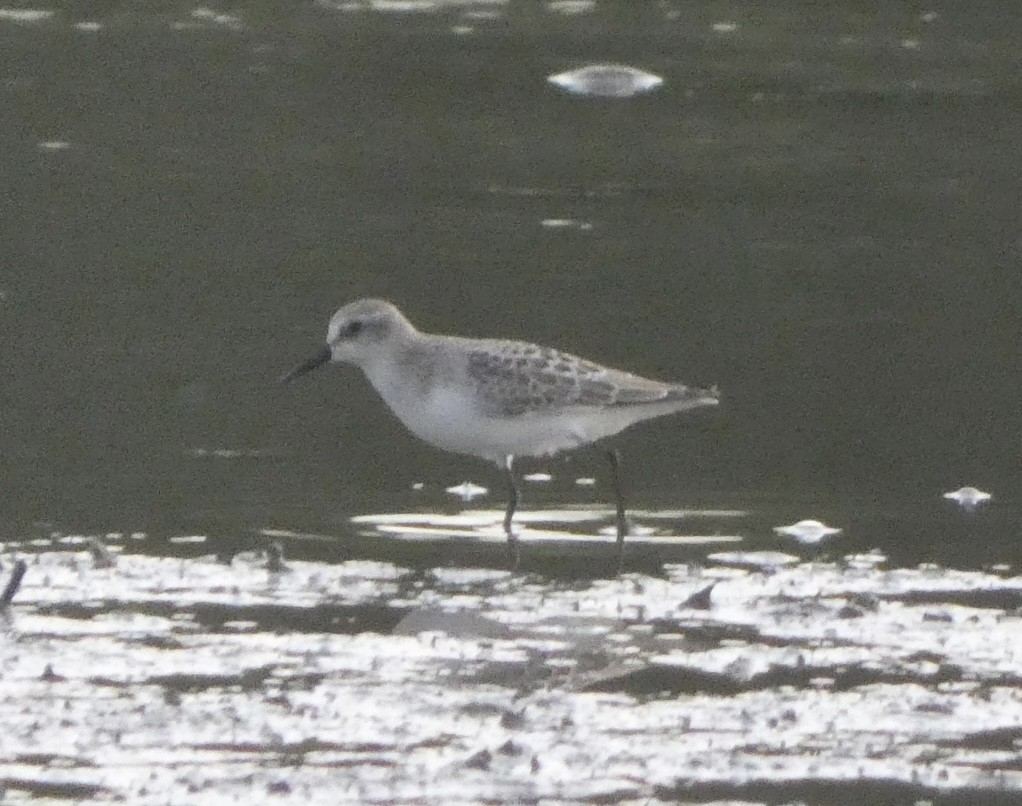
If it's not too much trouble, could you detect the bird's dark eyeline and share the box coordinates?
[280,344,331,384]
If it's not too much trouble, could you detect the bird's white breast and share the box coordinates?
[366,367,587,463]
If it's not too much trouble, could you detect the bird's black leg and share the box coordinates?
[502,454,521,570]
[607,449,629,572]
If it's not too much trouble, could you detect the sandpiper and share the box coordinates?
[282,299,719,569]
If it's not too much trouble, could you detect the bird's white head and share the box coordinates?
[281,298,416,383]
[325,299,415,366]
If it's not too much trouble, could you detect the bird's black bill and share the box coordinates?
[279,344,331,384]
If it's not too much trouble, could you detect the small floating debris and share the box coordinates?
[708,550,800,569]
[85,537,116,569]
[549,0,596,15]
[773,519,842,545]
[943,486,992,511]
[0,9,54,22]
[547,63,663,98]
[187,447,264,459]
[842,549,887,570]
[522,472,552,483]
[411,481,424,490]
[680,582,716,610]
[541,218,593,231]
[190,7,243,29]
[575,477,597,487]
[711,21,738,33]
[168,535,207,544]
[38,141,71,151]
[445,481,488,502]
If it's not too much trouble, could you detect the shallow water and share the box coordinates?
[4,507,1022,803]
[3,1,1022,802]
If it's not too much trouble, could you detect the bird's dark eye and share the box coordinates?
[342,319,363,338]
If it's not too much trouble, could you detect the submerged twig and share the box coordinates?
[265,541,287,573]
[0,558,27,606]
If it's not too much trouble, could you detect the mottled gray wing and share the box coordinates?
[466,341,685,417]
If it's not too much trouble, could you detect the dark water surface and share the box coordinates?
[3,2,1022,802]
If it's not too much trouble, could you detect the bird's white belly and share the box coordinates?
[378,384,597,462]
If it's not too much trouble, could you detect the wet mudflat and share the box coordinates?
[3,508,1022,804]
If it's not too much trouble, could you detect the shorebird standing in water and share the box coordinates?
[282,299,719,570]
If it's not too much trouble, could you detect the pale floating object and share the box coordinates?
[711,21,738,33]
[708,550,800,569]
[522,472,552,483]
[410,481,424,490]
[191,7,242,28]
[0,9,54,22]
[843,549,887,569]
[187,446,264,459]
[943,486,992,511]
[547,63,663,98]
[549,0,596,15]
[445,481,488,502]
[168,534,207,544]
[38,141,71,151]
[575,477,597,487]
[773,519,842,545]
[74,21,102,31]
[541,218,592,231]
